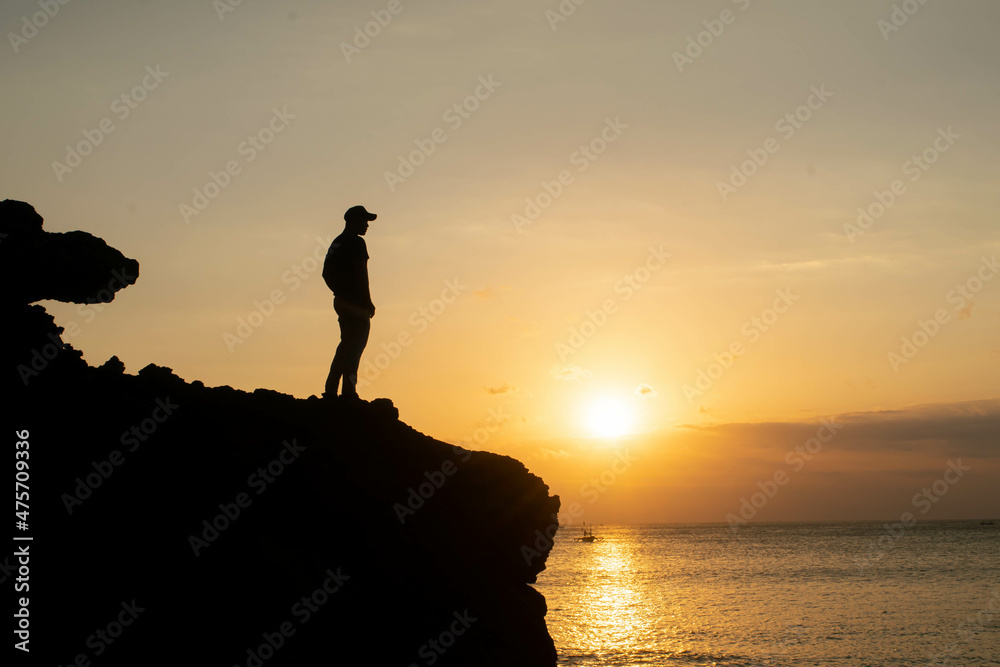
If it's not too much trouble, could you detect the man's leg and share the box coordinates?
[325,315,348,397]
[340,315,371,397]
[325,352,343,397]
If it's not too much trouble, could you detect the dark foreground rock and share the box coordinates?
[5,200,559,666]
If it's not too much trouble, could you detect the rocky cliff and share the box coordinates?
[4,200,559,667]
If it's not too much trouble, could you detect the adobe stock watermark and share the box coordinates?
[407,610,478,667]
[187,439,305,556]
[521,447,639,565]
[233,567,349,667]
[927,589,1000,666]
[855,459,970,570]
[545,0,589,31]
[887,254,998,372]
[212,0,249,21]
[512,117,628,233]
[51,65,170,182]
[12,545,29,652]
[716,84,833,202]
[179,106,296,224]
[683,288,799,403]
[357,278,468,388]
[391,411,503,524]
[223,236,334,353]
[340,0,413,63]
[672,0,754,73]
[555,245,670,361]
[726,417,843,534]
[53,599,145,665]
[391,408,507,525]
[844,126,959,243]
[384,75,501,192]
[7,0,74,54]
[61,397,180,515]
[0,553,21,586]
[15,265,136,386]
[877,0,932,41]
[579,448,640,505]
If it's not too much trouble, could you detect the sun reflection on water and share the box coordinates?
[561,533,661,657]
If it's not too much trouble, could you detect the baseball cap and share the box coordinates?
[345,205,377,222]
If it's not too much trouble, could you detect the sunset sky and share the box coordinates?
[4,0,998,523]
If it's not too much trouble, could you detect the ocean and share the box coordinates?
[533,522,1000,666]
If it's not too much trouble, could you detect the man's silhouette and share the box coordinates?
[323,205,377,399]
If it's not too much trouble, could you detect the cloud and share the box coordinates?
[538,448,570,459]
[510,317,540,340]
[474,285,510,300]
[550,364,592,382]
[683,398,1000,459]
[634,384,657,398]
[485,383,516,395]
[845,377,878,390]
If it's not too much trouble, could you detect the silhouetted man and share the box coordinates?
[323,205,377,399]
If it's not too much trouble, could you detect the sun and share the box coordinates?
[584,397,635,438]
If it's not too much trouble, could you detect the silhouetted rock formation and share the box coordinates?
[7,202,559,666]
[1,199,138,306]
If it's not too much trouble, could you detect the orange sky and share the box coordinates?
[5,0,998,521]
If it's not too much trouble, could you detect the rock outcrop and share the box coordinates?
[6,200,559,666]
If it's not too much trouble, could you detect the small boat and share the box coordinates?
[573,523,604,542]
[981,520,995,526]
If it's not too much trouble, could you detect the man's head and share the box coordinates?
[344,205,377,235]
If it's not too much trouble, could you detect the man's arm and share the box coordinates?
[352,259,373,314]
